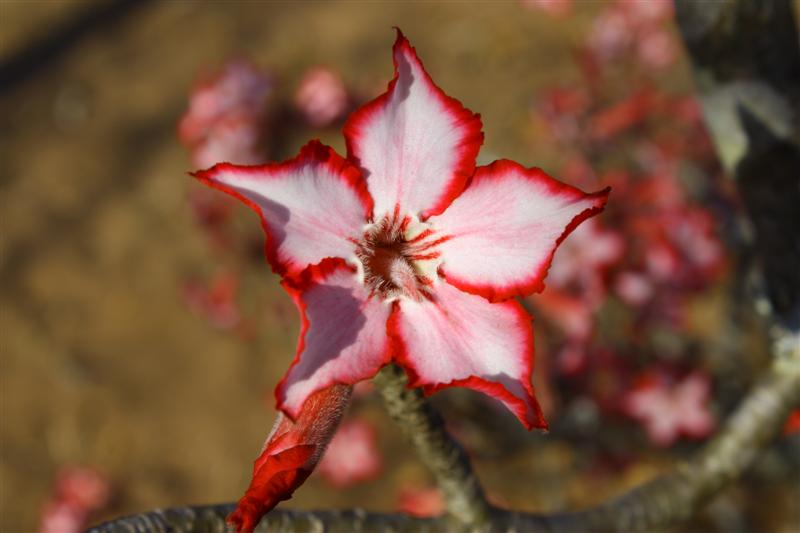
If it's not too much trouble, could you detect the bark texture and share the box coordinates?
[373,364,493,529]
[675,0,800,327]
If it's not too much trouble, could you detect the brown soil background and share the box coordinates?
[1,2,798,532]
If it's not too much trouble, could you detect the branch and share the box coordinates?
[522,339,800,532]
[85,503,443,533]
[372,364,493,528]
[88,342,800,533]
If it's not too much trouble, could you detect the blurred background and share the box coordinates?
[2,1,799,532]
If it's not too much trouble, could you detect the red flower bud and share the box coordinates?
[227,384,352,533]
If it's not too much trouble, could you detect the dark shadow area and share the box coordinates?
[0,0,151,95]
[289,284,367,384]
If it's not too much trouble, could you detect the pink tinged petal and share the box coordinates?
[343,29,484,221]
[390,280,546,430]
[277,259,393,419]
[192,141,372,279]
[429,160,610,302]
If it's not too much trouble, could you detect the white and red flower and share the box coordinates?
[193,30,608,531]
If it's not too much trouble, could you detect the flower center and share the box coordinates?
[355,212,444,300]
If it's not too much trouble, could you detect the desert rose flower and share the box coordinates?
[193,30,608,532]
[317,418,382,487]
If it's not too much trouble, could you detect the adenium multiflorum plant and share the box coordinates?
[191,30,608,532]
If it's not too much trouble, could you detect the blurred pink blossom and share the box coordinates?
[179,59,273,168]
[294,67,348,127]
[587,9,632,61]
[521,0,572,17]
[616,0,673,26]
[535,87,591,143]
[587,1,676,69]
[183,270,242,330]
[615,270,655,307]
[623,371,716,446]
[38,467,110,533]
[637,29,677,70]
[317,419,382,488]
[545,218,625,301]
[396,486,445,517]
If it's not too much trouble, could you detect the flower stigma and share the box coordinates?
[354,210,446,301]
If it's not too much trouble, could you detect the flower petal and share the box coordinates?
[277,259,393,418]
[192,141,372,279]
[390,281,546,430]
[429,160,610,302]
[343,29,483,220]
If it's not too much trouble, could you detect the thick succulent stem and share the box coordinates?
[373,364,493,529]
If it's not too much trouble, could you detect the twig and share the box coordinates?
[372,364,493,529]
[524,338,800,532]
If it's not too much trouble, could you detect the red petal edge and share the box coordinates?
[275,257,393,421]
[387,298,548,431]
[342,28,484,220]
[190,140,373,280]
[441,159,611,303]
